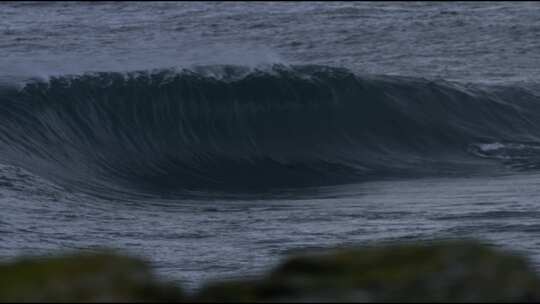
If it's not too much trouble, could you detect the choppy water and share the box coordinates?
[2,1,540,289]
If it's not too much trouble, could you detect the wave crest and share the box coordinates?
[1,65,540,195]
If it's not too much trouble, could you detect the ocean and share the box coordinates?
[2,1,540,289]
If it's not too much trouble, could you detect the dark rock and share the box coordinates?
[195,240,540,302]
[2,241,540,302]
[0,251,183,302]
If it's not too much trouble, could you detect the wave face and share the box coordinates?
[1,65,540,195]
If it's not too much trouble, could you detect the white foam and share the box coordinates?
[477,142,505,152]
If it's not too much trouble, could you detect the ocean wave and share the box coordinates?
[1,64,539,195]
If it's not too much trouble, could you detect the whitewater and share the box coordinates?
[2,2,540,289]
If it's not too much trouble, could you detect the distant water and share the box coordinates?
[2,2,540,289]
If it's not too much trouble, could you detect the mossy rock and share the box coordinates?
[3,241,540,302]
[0,251,183,302]
[195,240,540,302]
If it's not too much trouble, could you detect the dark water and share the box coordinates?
[2,2,540,288]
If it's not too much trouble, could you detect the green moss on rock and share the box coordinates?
[2,241,540,302]
[195,240,540,302]
[0,251,183,302]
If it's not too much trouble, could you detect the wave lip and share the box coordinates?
[1,64,540,195]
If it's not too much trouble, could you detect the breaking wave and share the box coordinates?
[1,64,540,196]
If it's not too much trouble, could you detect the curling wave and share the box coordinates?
[1,65,540,195]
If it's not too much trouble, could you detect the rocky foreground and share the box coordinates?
[1,240,540,302]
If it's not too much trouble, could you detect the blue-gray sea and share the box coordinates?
[2,1,540,289]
